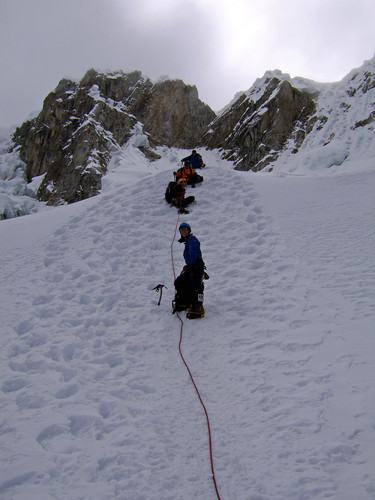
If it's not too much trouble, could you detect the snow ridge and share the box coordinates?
[1,145,374,499]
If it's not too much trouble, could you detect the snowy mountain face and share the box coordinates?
[0,57,374,219]
[203,75,317,171]
[0,59,375,497]
[272,58,375,174]
[204,57,375,173]
[6,69,214,209]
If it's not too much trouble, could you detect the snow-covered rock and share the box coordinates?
[203,55,375,174]
[9,69,215,206]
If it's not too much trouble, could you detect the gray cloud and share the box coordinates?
[1,0,374,127]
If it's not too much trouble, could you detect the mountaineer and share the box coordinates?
[175,161,203,186]
[165,178,195,214]
[181,150,205,169]
[173,222,207,319]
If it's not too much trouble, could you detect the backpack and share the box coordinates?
[165,181,177,203]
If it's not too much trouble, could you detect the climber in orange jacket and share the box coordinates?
[174,161,203,185]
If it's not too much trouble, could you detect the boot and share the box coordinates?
[172,298,192,314]
[186,302,205,319]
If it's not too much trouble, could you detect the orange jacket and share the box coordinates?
[175,165,195,180]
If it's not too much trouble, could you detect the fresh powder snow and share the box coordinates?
[0,131,374,498]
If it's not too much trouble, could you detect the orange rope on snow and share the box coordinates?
[170,215,221,500]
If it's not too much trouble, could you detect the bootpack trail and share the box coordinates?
[0,146,374,499]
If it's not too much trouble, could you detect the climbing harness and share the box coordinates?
[153,284,167,306]
[170,214,221,500]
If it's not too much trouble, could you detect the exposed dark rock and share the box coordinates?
[202,77,316,171]
[137,146,162,162]
[353,111,375,129]
[139,79,215,148]
[11,69,215,205]
[8,56,375,209]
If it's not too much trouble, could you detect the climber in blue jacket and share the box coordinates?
[181,150,205,169]
[173,222,205,318]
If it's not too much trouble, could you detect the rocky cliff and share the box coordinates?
[5,56,375,213]
[202,74,316,171]
[202,57,375,172]
[11,69,215,205]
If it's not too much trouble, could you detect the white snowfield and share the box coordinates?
[0,143,374,499]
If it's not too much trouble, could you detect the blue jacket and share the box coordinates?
[183,234,202,265]
[182,154,202,169]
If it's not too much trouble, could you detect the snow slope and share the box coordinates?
[0,144,374,499]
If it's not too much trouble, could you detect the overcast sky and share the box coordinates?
[1,0,374,127]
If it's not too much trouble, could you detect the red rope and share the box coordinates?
[170,216,221,500]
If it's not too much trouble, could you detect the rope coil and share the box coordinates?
[170,215,221,500]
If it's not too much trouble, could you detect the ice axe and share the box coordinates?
[153,284,167,306]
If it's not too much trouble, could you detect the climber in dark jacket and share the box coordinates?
[171,178,195,213]
[173,222,205,318]
[181,150,205,169]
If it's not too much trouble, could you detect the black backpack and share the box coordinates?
[165,181,177,203]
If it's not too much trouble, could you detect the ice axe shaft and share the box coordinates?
[153,284,167,306]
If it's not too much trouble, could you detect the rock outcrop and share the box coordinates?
[202,74,316,171]
[12,69,215,205]
[202,57,375,172]
[6,56,375,213]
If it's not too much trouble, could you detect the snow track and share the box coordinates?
[1,148,374,499]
